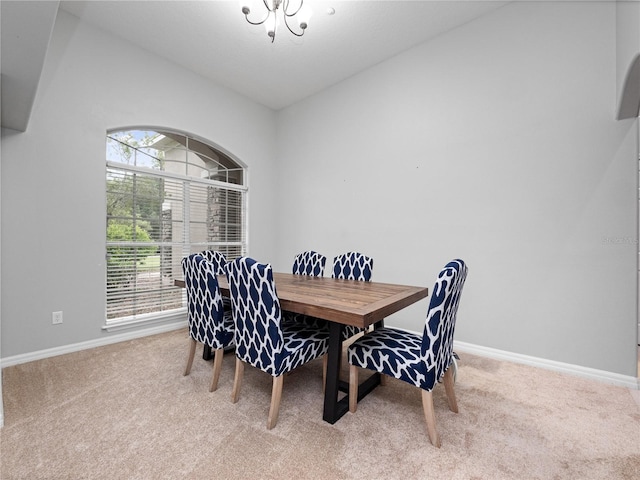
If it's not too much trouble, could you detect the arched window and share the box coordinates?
[105,128,247,329]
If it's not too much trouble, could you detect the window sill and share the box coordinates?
[102,308,187,332]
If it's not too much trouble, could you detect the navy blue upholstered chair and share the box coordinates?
[332,252,373,339]
[200,250,227,274]
[196,250,232,363]
[347,259,468,447]
[181,253,234,392]
[292,250,326,276]
[199,250,231,311]
[226,257,330,429]
[283,251,328,327]
[332,251,373,282]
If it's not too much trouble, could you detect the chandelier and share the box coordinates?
[242,0,312,43]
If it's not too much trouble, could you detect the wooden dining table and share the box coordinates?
[176,273,429,424]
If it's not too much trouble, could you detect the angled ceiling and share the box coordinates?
[1,0,59,131]
[1,0,508,131]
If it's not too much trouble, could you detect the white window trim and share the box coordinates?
[105,130,247,330]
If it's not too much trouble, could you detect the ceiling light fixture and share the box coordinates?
[242,0,312,43]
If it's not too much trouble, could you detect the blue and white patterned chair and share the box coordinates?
[333,252,374,339]
[347,259,468,447]
[292,250,326,276]
[181,253,235,392]
[200,250,227,274]
[332,251,373,282]
[283,251,328,327]
[194,251,232,361]
[199,250,231,311]
[226,257,330,429]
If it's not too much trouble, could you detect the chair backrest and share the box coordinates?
[225,257,284,375]
[420,259,468,388]
[200,250,227,275]
[181,253,231,347]
[332,252,373,281]
[292,251,326,276]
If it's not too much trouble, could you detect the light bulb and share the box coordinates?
[297,3,312,30]
[264,10,277,38]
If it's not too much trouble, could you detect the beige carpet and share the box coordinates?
[1,328,639,480]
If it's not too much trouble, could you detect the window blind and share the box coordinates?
[106,163,246,324]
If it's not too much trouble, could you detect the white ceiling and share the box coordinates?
[59,0,507,110]
[1,1,508,130]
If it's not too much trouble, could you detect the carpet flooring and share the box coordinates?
[1,328,639,479]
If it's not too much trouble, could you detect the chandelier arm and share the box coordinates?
[283,14,304,37]
[242,0,274,26]
[244,11,270,26]
[242,0,306,41]
[283,0,303,17]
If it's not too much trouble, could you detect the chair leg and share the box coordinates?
[349,364,358,413]
[443,368,459,413]
[209,348,224,392]
[231,358,244,403]
[267,375,284,430]
[184,338,197,376]
[421,389,441,448]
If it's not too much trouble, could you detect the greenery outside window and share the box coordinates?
[105,128,246,329]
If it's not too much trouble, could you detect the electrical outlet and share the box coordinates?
[52,311,63,325]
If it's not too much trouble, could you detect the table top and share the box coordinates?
[177,273,429,329]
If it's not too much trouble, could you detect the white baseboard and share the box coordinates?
[0,324,637,392]
[454,340,640,390]
[0,320,187,368]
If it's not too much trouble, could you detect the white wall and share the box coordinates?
[274,1,639,376]
[0,10,278,357]
[1,2,637,381]
[0,66,3,427]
